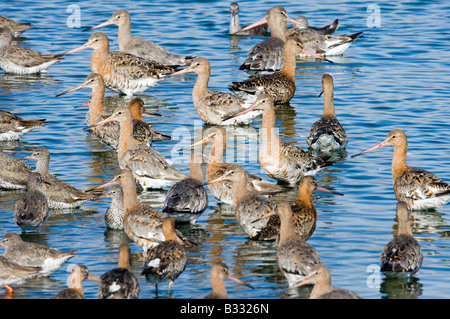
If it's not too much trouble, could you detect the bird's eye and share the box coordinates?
[392,135,396,139]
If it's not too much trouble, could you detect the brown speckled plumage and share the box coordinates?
[90,107,187,190]
[0,16,33,37]
[0,233,77,276]
[191,126,289,205]
[352,129,450,210]
[229,37,304,105]
[288,16,339,36]
[128,97,171,146]
[229,94,330,186]
[25,147,103,209]
[171,58,261,125]
[142,217,188,295]
[274,201,321,287]
[307,74,347,152]
[0,146,33,189]
[239,6,297,72]
[63,32,174,96]
[288,20,363,56]
[0,109,46,141]
[0,27,62,74]
[98,169,165,253]
[380,201,423,275]
[208,164,280,241]
[14,172,49,231]
[89,10,195,67]
[257,176,342,241]
[98,244,140,299]
[0,256,41,293]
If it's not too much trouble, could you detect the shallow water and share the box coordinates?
[0,0,449,300]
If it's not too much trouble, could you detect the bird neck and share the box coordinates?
[68,273,84,292]
[117,117,139,160]
[260,105,280,162]
[117,251,131,270]
[130,108,144,122]
[309,277,332,299]
[391,143,408,183]
[230,13,241,34]
[121,178,140,211]
[35,157,50,174]
[192,70,210,105]
[209,137,226,163]
[269,20,287,41]
[117,21,133,51]
[91,45,109,73]
[189,152,204,182]
[322,87,335,117]
[280,43,297,81]
[232,175,250,206]
[89,85,107,122]
[397,212,413,237]
[295,186,314,211]
[210,278,227,299]
[279,213,298,243]
[163,228,178,242]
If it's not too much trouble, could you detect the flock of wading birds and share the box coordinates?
[0,3,448,300]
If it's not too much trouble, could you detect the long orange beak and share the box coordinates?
[74,101,90,109]
[83,115,115,130]
[95,178,117,189]
[228,275,254,289]
[88,19,115,30]
[85,178,116,192]
[240,17,267,32]
[96,192,111,200]
[88,274,103,283]
[178,135,212,151]
[292,20,308,28]
[251,210,276,224]
[142,109,161,116]
[55,82,86,97]
[301,48,334,63]
[222,103,258,122]
[204,174,229,185]
[170,66,194,77]
[290,272,315,289]
[316,186,344,196]
[351,140,389,158]
[61,42,90,56]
